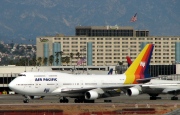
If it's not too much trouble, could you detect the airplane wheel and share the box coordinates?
[149,94,159,97]
[65,99,69,103]
[74,99,78,103]
[60,99,63,103]
[150,96,156,100]
[171,97,178,100]
[23,99,29,103]
[80,99,84,103]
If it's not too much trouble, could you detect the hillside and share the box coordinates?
[0,0,179,44]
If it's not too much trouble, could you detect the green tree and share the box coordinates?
[69,52,74,66]
[76,52,81,60]
[32,57,37,66]
[55,58,59,65]
[59,51,63,64]
[55,52,60,65]
[61,57,66,65]
[37,57,42,66]
[118,61,123,65]
[8,60,15,65]
[118,61,124,74]
[49,55,54,66]
[64,56,70,65]
[43,57,48,66]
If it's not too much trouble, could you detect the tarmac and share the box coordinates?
[0,94,180,114]
[0,93,180,104]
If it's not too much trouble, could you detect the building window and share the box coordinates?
[72,38,78,40]
[114,38,120,40]
[89,38,95,40]
[122,38,128,40]
[72,42,78,44]
[171,38,177,40]
[105,38,111,40]
[105,42,112,44]
[139,38,144,40]
[130,38,136,40]
[63,38,69,40]
[147,38,153,40]
[163,38,169,40]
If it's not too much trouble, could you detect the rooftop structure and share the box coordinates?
[76,26,149,37]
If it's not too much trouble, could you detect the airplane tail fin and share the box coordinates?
[126,56,132,67]
[108,68,113,75]
[124,44,154,84]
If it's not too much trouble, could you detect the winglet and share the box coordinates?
[124,44,154,84]
[108,68,113,75]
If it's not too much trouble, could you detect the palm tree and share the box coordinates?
[31,57,37,66]
[118,61,124,74]
[61,57,66,65]
[59,51,63,65]
[118,61,123,65]
[43,57,48,66]
[64,56,70,65]
[55,52,60,65]
[37,57,42,66]
[49,55,54,66]
[76,52,81,60]
[69,52,74,66]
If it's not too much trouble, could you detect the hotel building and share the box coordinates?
[36,26,180,66]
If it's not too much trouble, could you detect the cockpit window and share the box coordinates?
[18,74,26,76]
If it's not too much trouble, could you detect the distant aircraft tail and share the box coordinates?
[124,44,154,84]
[126,56,132,67]
[108,68,113,75]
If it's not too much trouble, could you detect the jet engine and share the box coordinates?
[85,90,99,100]
[126,87,140,96]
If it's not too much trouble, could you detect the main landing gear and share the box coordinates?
[74,98,94,103]
[149,94,161,100]
[59,97,69,103]
[171,96,178,100]
[59,97,94,103]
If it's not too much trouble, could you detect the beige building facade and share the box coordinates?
[36,35,180,66]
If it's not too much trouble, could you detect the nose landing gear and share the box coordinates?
[23,98,29,103]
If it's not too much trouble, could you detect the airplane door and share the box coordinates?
[35,81,38,88]
[56,81,59,88]
[80,80,83,88]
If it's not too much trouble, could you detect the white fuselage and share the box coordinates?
[142,79,180,94]
[9,72,126,96]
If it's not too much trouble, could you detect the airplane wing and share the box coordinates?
[141,84,180,94]
[162,88,180,94]
[136,76,163,83]
[142,84,180,87]
[52,84,138,94]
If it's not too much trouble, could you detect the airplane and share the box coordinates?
[125,56,180,100]
[9,44,154,103]
[126,79,180,100]
[23,68,114,101]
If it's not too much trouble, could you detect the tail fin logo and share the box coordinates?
[140,62,146,67]
[124,44,154,84]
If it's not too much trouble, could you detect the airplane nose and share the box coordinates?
[8,81,15,91]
